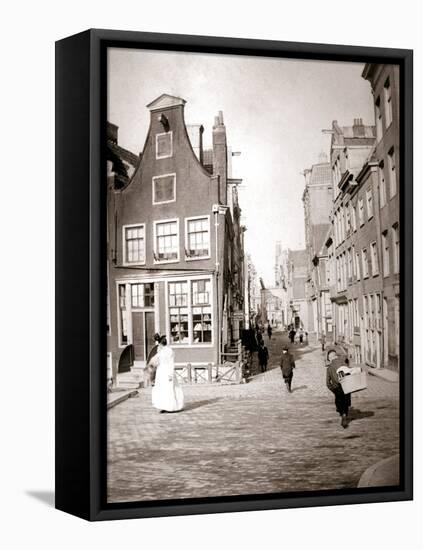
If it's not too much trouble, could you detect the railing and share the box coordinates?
[174,340,245,385]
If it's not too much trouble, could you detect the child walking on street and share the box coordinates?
[258,341,269,373]
[280,346,295,392]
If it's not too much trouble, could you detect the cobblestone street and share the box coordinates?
[107,331,399,503]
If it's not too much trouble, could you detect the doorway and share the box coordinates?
[132,311,155,362]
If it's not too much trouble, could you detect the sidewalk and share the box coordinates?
[107,388,139,409]
[358,454,400,487]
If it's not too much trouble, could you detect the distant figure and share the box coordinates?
[289,328,296,344]
[150,336,184,413]
[267,324,273,340]
[146,333,161,386]
[321,332,326,352]
[280,346,295,392]
[299,328,304,344]
[256,329,264,346]
[258,341,269,373]
[326,348,351,428]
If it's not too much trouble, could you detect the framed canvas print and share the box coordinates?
[55,29,413,521]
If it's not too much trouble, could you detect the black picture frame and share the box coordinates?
[55,28,413,521]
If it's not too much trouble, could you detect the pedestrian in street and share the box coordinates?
[267,324,273,340]
[289,328,296,344]
[150,335,184,413]
[258,341,269,372]
[326,348,351,428]
[299,328,304,344]
[256,329,264,346]
[321,332,326,352]
[280,345,295,392]
[146,332,161,386]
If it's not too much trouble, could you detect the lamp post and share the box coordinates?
[213,204,229,366]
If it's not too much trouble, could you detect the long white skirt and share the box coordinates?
[152,371,184,412]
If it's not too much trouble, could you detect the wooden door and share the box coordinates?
[132,312,145,360]
[144,311,156,360]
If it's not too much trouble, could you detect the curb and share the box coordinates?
[107,389,139,410]
[366,367,399,383]
[357,454,400,488]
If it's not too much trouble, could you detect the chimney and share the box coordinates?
[212,111,227,203]
[187,124,204,164]
[353,117,365,137]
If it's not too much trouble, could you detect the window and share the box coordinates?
[382,231,390,277]
[186,217,210,259]
[355,252,361,281]
[123,224,145,265]
[361,248,369,278]
[168,278,213,345]
[333,213,338,247]
[131,283,155,308]
[384,77,393,128]
[152,173,176,204]
[358,198,365,226]
[353,298,360,331]
[118,284,128,345]
[156,131,173,159]
[387,148,397,198]
[154,219,179,262]
[192,280,212,343]
[378,162,386,208]
[347,248,353,281]
[392,223,399,273]
[350,203,357,232]
[345,203,351,235]
[169,281,189,343]
[370,241,379,276]
[366,188,374,219]
[375,96,383,141]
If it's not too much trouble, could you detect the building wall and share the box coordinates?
[107,95,244,382]
[363,63,400,369]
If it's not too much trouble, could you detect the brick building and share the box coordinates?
[275,247,309,330]
[107,94,246,385]
[326,118,377,363]
[302,154,333,342]
[362,63,400,370]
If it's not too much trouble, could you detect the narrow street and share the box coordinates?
[107,330,399,503]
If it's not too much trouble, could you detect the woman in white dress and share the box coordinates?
[151,336,184,413]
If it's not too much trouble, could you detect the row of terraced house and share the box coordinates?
[303,63,400,372]
[106,94,249,387]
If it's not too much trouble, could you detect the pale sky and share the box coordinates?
[108,48,375,286]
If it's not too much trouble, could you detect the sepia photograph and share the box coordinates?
[105,47,401,504]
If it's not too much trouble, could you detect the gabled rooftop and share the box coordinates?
[146,93,186,112]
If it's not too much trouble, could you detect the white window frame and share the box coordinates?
[378,162,386,208]
[384,77,393,129]
[375,96,383,142]
[153,217,180,264]
[362,248,369,279]
[382,231,390,277]
[370,241,379,276]
[392,223,399,274]
[152,172,176,205]
[116,282,129,348]
[165,275,214,348]
[366,188,374,220]
[185,215,211,261]
[122,223,146,266]
[155,131,173,160]
[358,198,365,227]
[351,203,357,232]
[355,252,361,281]
[388,148,397,198]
